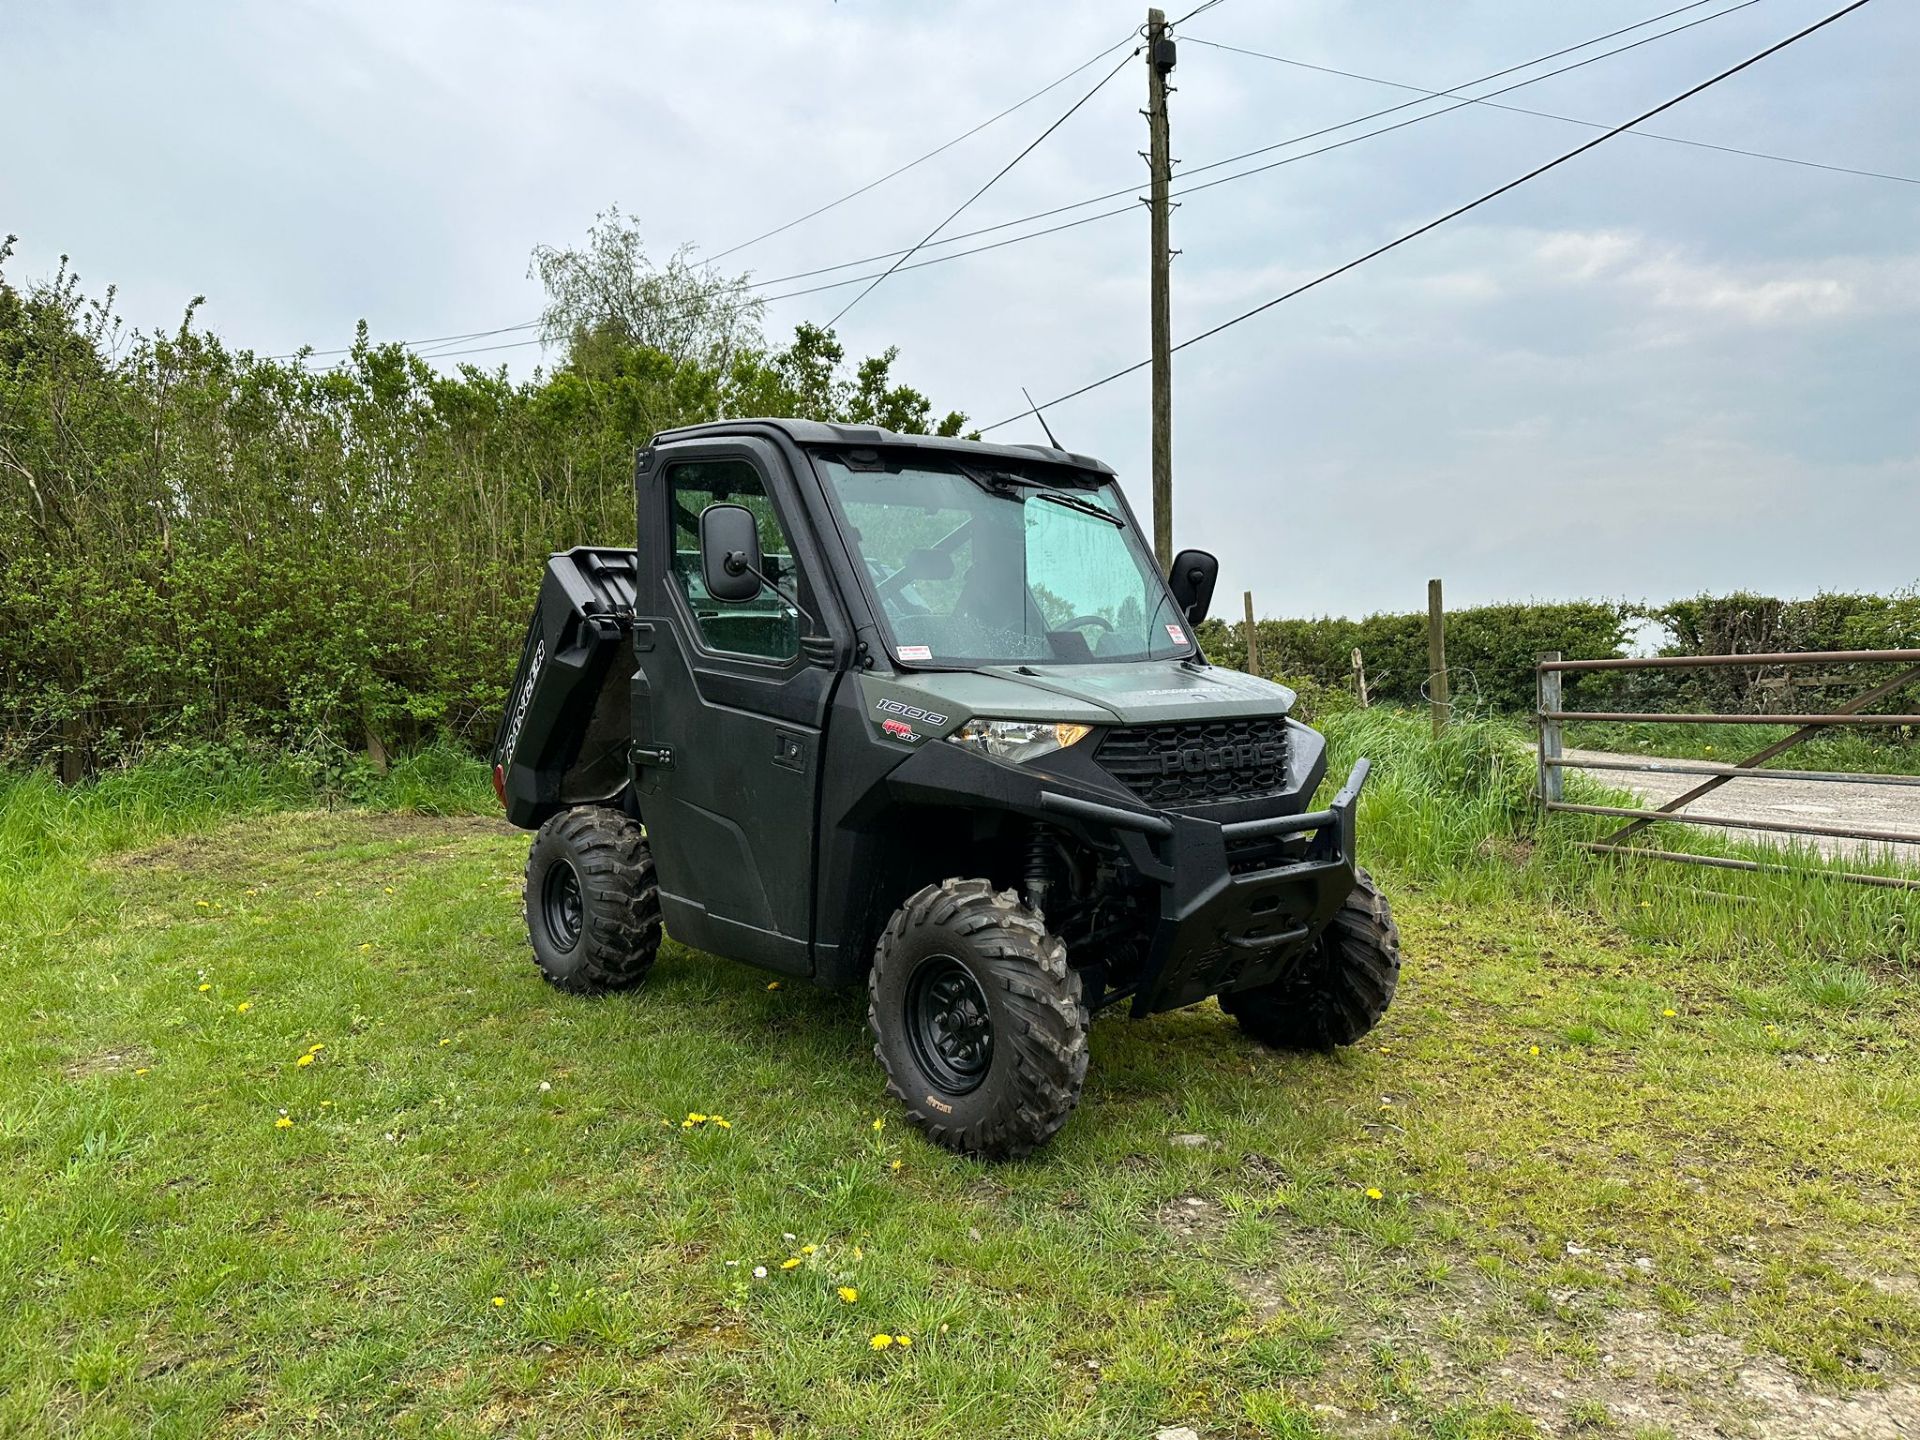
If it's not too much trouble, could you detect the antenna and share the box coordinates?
[1022,386,1064,450]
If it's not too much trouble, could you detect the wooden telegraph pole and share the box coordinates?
[1428,577,1449,739]
[1145,9,1175,570]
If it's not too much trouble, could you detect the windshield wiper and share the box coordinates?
[952,463,1123,526]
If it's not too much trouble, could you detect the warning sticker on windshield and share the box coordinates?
[1165,624,1187,644]
[897,644,933,661]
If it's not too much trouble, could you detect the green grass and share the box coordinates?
[3,736,1918,1437]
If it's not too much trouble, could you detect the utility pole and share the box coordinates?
[1428,577,1449,739]
[1145,8,1176,571]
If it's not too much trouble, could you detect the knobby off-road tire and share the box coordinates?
[869,878,1089,1160]
[524,806,661,995]
[1219,867,1400,1051]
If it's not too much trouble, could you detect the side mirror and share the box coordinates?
[1167,548,1219,626]
[699,502,764,603]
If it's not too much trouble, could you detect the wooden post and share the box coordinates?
[1242,590,1260,677]
[59,712,84,786]
[1427,577,1448,739]
[1351,647,1369,708]
[1145,7,1175,570]
[1538,651,1564,804]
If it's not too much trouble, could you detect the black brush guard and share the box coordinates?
[1041,759,1370,1016]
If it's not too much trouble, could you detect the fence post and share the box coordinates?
[1351,647,1369,708]
[1242,590,1260,677]
[1427,578,1448,739]
[1538,651,1564,805]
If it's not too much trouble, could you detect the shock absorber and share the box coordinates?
[1025,823,1054,918]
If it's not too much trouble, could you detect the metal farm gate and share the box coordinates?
[1535,648,1920,891]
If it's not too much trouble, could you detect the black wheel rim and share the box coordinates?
[541,860,584,952]
[905,955,994,1095]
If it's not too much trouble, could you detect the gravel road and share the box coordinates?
[1561,748,1920,860]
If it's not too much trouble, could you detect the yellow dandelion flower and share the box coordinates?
[687,1113,708,1124]
[1365,1187,1384,1200]
[236,1001,252,1014]
[872,1117,886,1133]
[439,1038,451,1047]
[491,1296,506,1308]
[307,1043,325,1054]
[320,1100,332,1107]
[869,1333,894,1350]
[713,1117,732,1129]
[837,1286,858,1303]
[194,900,209,908]
[197,983,212,992]
[1662,1008,1677,1018]
[801,1244,817,1255]
[853,1246,864,1261]
[767,981,781,991]
[274,1116,293,1129]
[358,943,372,952]
[895,1333,912,1348]
[384,887,394,895]
[1528,1045,1539,1056]
[889,1159,903,1172]
[295,1053,315,1067]
[134,1067,150,1076]
[780,1257,802,1271]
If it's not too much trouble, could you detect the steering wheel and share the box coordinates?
[1058,615,1114,634]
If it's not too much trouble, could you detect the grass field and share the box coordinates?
[4,729,1919,1438]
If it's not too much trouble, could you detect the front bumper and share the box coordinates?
[1039,759,1370,1016]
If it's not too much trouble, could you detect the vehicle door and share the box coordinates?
[631,438,838,973]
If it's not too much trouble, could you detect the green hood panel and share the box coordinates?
[974,662,1295,725]
[860,662,1294,738]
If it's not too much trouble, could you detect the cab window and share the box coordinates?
[666,459,801,662]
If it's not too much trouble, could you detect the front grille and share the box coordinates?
[1095,716,1290,810]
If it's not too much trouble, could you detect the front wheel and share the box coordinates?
[868,878,1088,1160]
[1220,867,1400,1050]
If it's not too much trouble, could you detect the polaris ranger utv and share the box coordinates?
[491,418,1399,1158]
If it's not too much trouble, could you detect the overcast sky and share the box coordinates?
[5,0,1915,619]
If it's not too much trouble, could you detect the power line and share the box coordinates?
[979,0,1879,435]
[750,0,1769,303]
[753,0,1746,293]
[704,30,1140,264]
[1188,34,1919,188]
[823,45,1139,328]
[279,0,1771,368]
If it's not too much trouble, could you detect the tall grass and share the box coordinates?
[1325,708,1920,969]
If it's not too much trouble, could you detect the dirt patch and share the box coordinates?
[1159,1196,1920,1437]
[106,811,510,874]
[61,1049,151,1080]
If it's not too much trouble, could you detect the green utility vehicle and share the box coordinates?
[491,419,1399,1157]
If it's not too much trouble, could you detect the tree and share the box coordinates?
[529,207,762,372]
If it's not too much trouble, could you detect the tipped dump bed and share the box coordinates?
[491,547,637,829]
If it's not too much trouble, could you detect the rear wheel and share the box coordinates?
[1220,867,1400,1050]
[869,878,1088,1160]
[524,807,661,994]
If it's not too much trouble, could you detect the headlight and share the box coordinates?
[946,719,1092,764]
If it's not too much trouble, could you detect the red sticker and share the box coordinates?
[897,644,933,661]
[881,718,917,741]
[1166,624,1187,644]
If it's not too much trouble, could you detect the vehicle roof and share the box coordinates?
[647,416,1115,476]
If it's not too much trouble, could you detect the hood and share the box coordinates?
[925,661,1297,725]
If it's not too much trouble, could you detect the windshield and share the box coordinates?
[817,455,1194,666]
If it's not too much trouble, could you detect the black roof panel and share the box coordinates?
[647,417,1114,476]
